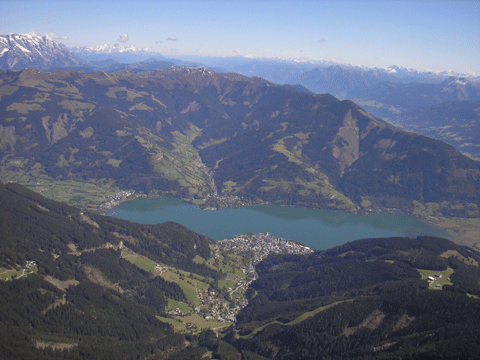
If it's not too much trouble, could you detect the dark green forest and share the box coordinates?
[231,236,480,359]
[0,183,219,359]
[1,183,480,359]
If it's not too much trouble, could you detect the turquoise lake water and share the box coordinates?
[106,198,450,250]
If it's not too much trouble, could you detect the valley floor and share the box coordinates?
[424,216,480,248]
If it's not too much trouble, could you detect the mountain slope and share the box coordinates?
[0,182,220,359]
[0,67,479,216]
[196,92,480,214]
[287,65,396,98]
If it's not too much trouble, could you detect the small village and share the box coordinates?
[101,190,136,209]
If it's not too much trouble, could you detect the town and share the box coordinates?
[159,232,314,331]
[217,232,314,265]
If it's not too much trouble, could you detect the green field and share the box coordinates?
[178,281,199,305]
[0,267,23,281]
[121,241,255,334]
[156,316,187,332]
[167,298,193,313]
[417,267,454,290]
[287,299,354,326]
[123,253,207,306]
[0,167,127,212]
[157,313,232,334]
[133,256,156,273]
[180,314,232,332]
[122,253,157,274]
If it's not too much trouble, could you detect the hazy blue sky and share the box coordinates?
[1,0,479,73]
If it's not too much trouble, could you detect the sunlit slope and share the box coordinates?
[1,67,479,215]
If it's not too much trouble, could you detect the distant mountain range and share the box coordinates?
[2,33,479,81]
[285,65,397,98]
[71,44,172,65]
[71,43,156,55]
[348,76,480,117]
[0,33,195,71]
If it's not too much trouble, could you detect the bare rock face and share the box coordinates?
[0,33,83,70]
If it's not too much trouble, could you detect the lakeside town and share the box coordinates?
[217,232,314,265]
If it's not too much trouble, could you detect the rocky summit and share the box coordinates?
[0,33,83,70]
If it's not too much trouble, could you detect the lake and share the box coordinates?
[106,198,451,250]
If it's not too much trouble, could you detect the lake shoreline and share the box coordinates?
[106,197,452,251]
[102,195,480,248]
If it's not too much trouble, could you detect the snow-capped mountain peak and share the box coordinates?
[71,43,155,55]
[0,32,82,70]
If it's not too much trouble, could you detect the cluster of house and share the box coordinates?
[4,260,36,281]
[201,288,244,323]
[164,233,314,326]
[204,193,249,209]
[166,285,242,324]
[154,263,167,273]
[102,190,135,209]
[25,260,36,270]
[217,232,314,265]
[201,233,315,321]
[427,273,446,289]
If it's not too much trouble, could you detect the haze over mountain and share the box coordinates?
[2,33,479,82]
[284,65,397,99]
[389,100,480,161]
[347,77,480,118]
[71,43,173,64]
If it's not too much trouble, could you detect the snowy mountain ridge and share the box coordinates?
[71,43,155,55]
[0,32,82,70]
[0,33,478,82]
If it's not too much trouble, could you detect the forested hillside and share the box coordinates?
[231,236,480,359]
[0,183,216,359]
[1,183,480,359]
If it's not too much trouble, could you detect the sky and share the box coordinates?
[1,0,479,74]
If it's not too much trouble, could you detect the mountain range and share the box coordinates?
[2,33,479,81]
[347,77,480,118]
[1,33,480,217]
